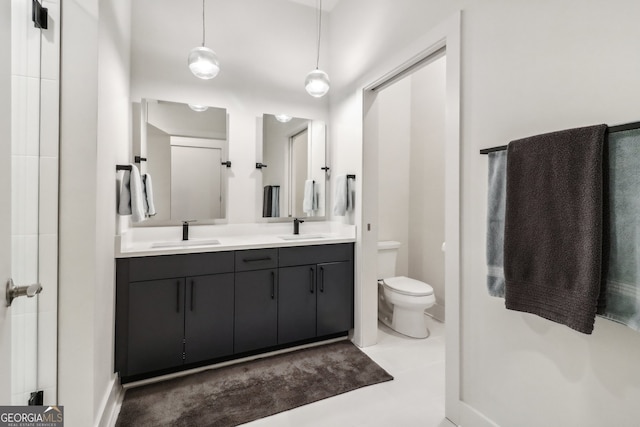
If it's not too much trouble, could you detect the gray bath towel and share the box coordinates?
[486,151,507,297]
[600,128,640,331]
[504,124,608,334]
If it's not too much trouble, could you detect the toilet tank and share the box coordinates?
[377,241,401,279]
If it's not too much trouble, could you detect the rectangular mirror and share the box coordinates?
[261,114,326,220]
[136,99,229,224]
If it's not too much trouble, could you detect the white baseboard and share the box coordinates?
[458,401,500,427]
[95,377,124,427]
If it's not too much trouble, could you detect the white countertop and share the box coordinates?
[116,221,356,258]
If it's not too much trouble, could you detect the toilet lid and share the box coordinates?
[382,276,434,297]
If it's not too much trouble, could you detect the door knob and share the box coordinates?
[6,279,43,307]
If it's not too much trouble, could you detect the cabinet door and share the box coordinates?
[278,265,317,344]
[128,278,185,376]
[316,261,354,336]
[184,273,234,364]
[234,269,278,353]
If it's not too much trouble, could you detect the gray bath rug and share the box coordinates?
[115,340,393,427]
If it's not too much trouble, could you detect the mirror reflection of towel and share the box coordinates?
[333,175,355,216]
[271,186,280,217]
[142,173,156,217]
[263,185,280,217]
[303,180,318,215]
[347,176,355,211]
[333,175,347,216]
[263,186,273,217]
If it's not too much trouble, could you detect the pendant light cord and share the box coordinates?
[201,0,206,47]
[315,0,322,69]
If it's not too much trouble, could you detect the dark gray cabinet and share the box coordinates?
[115,243,353,382]
[234,248,278,353]
[278,266,317,344]
[128,278,185,375]
[278,244,354,345]
[126,274,234,376]
[316,261,353,336]
[184,274,234,364]
[116,252,235,379]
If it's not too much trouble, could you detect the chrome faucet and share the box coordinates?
[293,218,304,235]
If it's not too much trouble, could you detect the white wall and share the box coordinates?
[408,56,446,307]
[58,0,99,422]
[59,0,130,425]
[459,2,640,426]
[330,0,640,426]
[95,0,131,420]
[377,77,411,276]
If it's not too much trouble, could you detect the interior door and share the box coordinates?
[2,0,58,406]
[0,0,12,404]
[170,137,224,220]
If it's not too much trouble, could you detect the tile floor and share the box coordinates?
[244,316,450,427]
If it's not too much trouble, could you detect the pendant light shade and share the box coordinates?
[188,46,220,80]
[305,69,330,98]
[189,0,220,80]
[305,0,329,97]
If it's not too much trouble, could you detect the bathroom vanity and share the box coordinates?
[114,232,354,383]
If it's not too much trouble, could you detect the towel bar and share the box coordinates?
[116,165,132,171]
[347,174,356,180]
[479,121,640,155]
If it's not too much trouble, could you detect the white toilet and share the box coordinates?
[377,241,436,338]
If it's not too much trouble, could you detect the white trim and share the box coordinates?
[95,378,124,427]
[360,10,462,425]
[459,401,501,427]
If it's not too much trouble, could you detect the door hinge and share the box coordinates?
[182,352,186,361]
[28,390,43,406]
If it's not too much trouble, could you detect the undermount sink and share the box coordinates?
[278,234,327,241]
[151,239,220,248]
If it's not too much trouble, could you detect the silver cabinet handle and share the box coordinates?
[6,279,42,307]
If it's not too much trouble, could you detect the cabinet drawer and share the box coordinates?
[235,248,278,271]
[127,251,235,282]
[279,243,353,267]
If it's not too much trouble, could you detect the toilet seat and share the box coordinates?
[382,276,433,297]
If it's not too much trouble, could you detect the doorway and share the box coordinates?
[359,12,461,424]
[375,53,447,322]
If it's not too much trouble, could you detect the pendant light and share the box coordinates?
[188,0,220,80]
[305,0,330,98]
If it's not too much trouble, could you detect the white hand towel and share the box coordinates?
[333,175,347,216]
[118,164,145,223]
[303,180,316,215]
[129,165,145,222]
[142,173,156,217]
[118,169,132,215]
